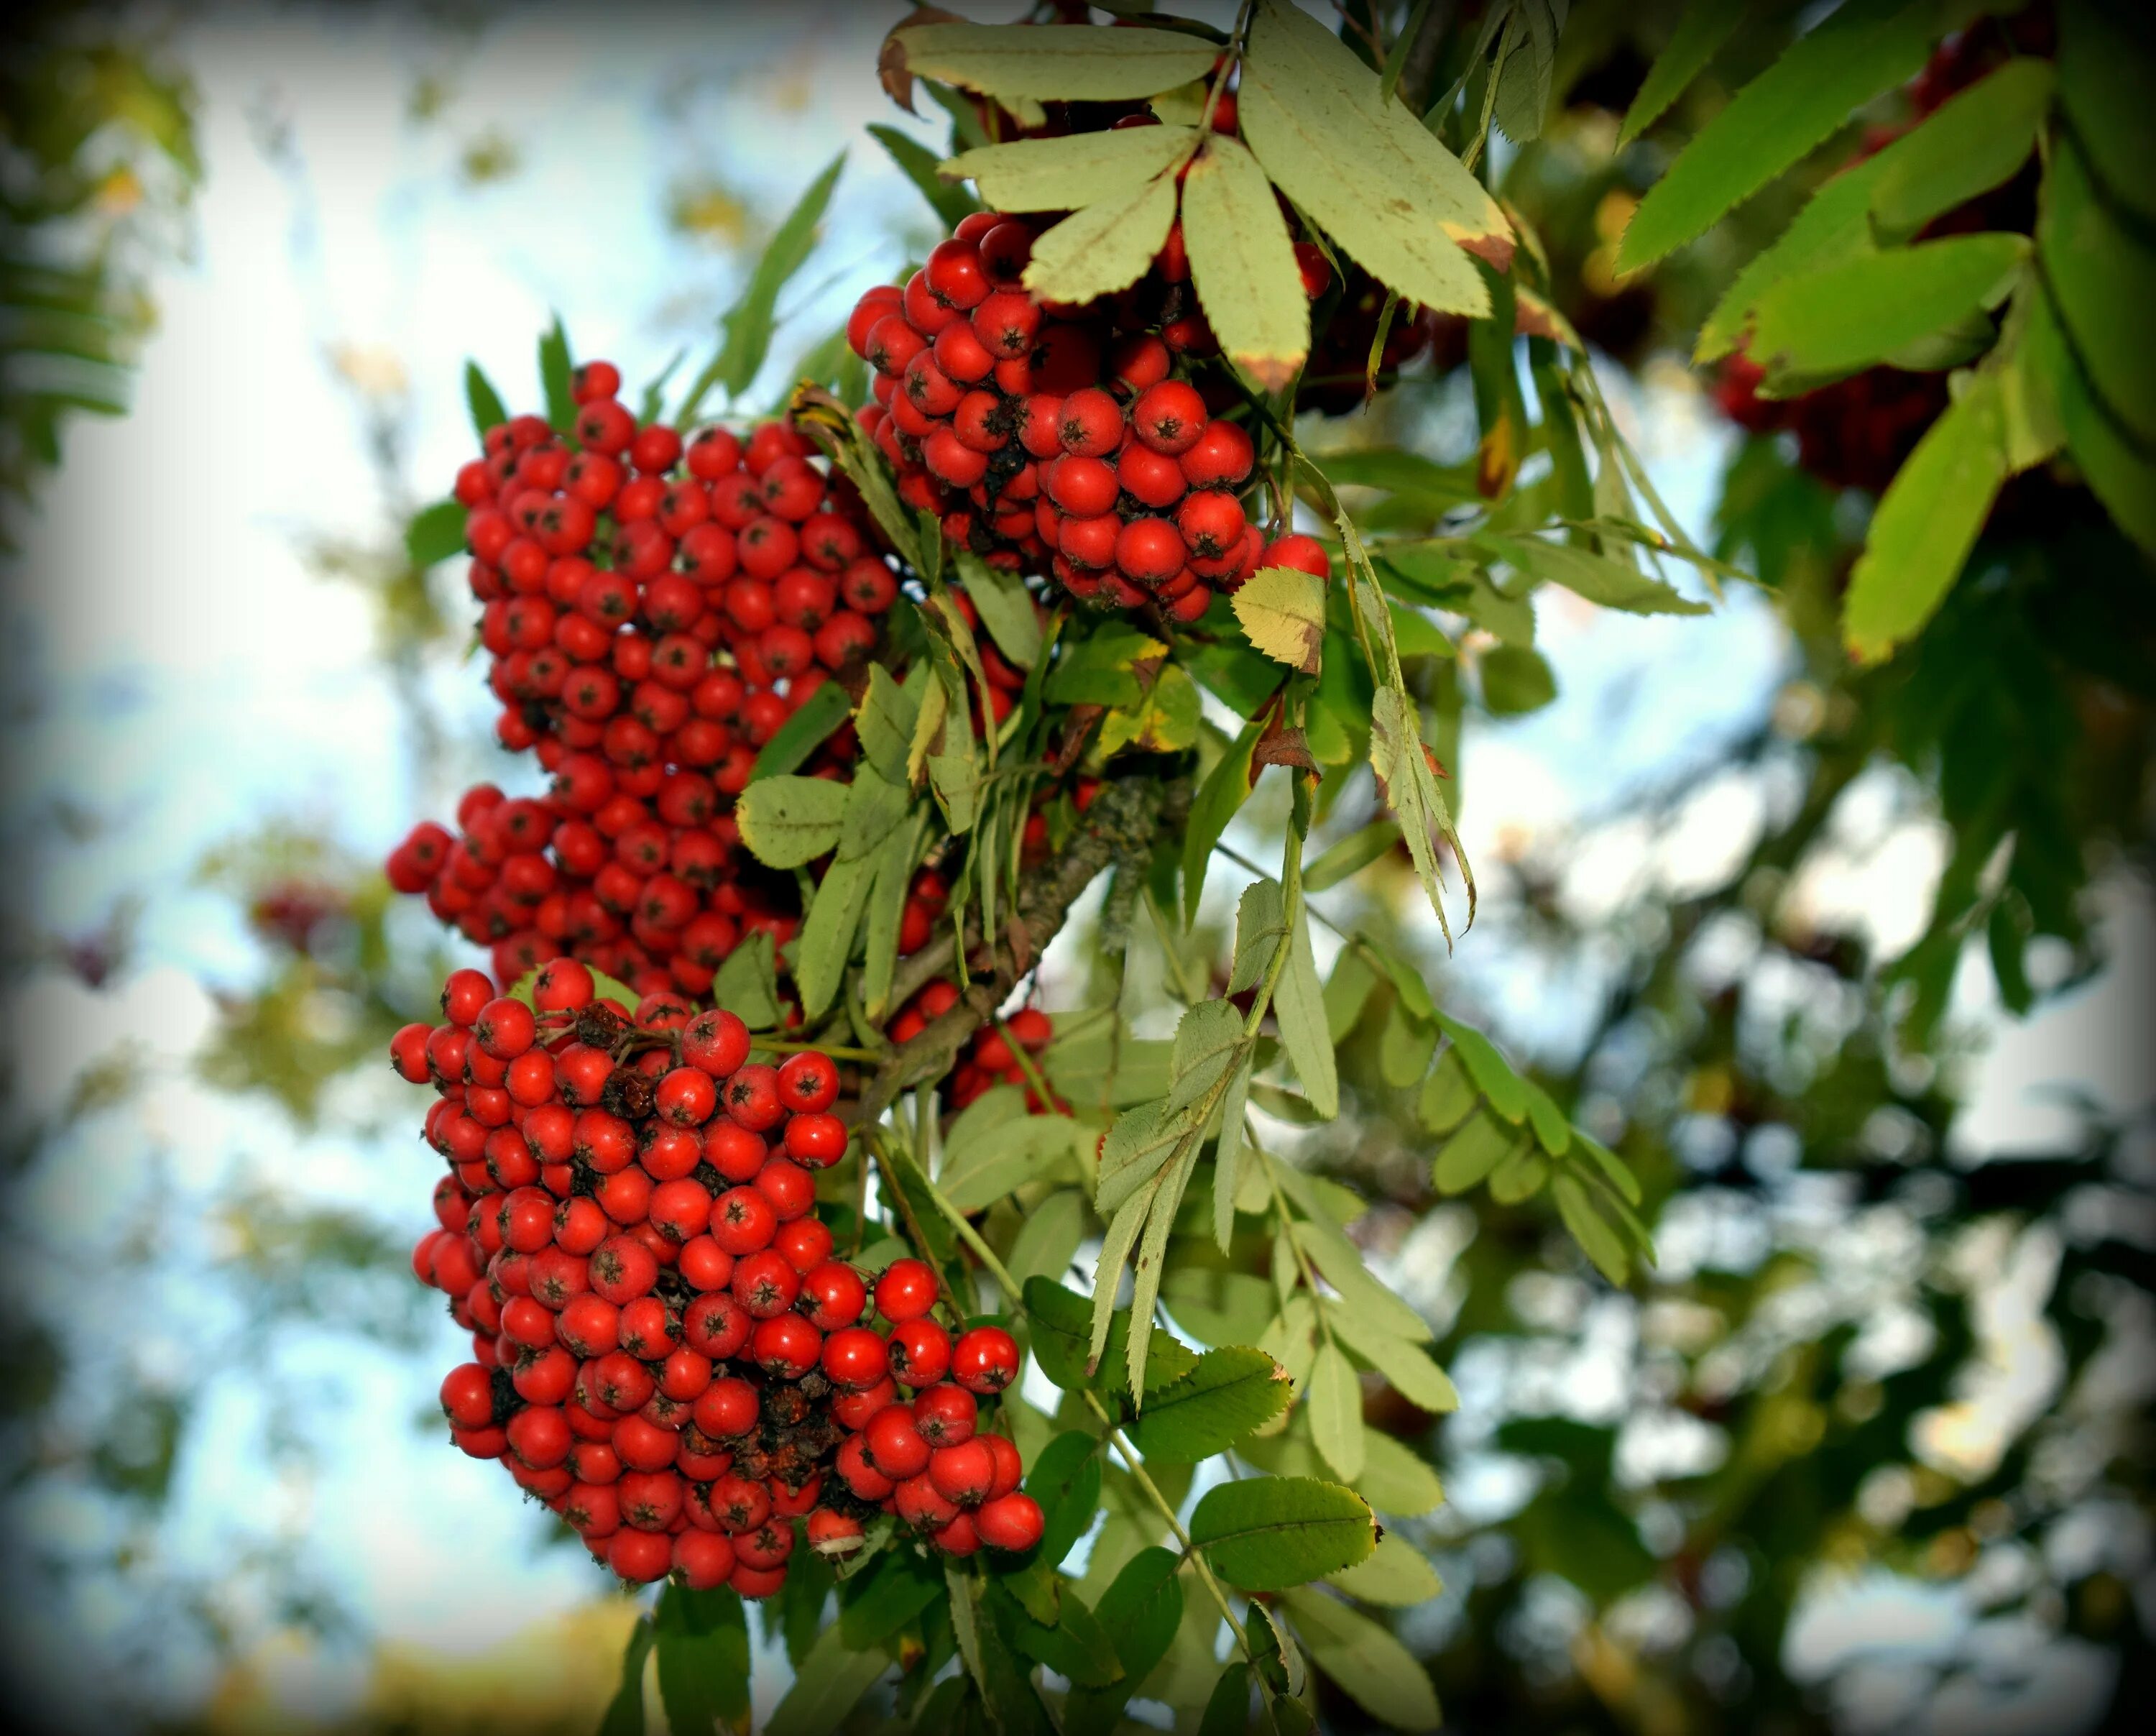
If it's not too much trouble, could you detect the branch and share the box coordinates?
[860,769,1191,1121]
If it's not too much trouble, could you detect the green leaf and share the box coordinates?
[1327,1530,1443,1607]
[2027,280,2156,554]
[1128,1347,1294,1463]
[1304,821,1395,892]
[1233,566,1328,673]
[1183,719,1263,925]
[405,499,466,568]
[1008,1187,1089,1289]
[1163,1265,1276,1348]
[2058,0,2156,223]
[1181,132,1310,390]
[943,124,1196,213]
[841,1540,943,1648]
[538,315,575,434]
[1433,1111,1514,1194]
[1127,1132,1204,1401]
[1026,1278,1195,1397]
[1418,1047,1476,1134]
[596,1615,655,1736]
[464,361,507,441]
[1065,1547,1186,1736]
[654,1584,750,1735]
[1432,1013,1526,1118]
[794,852,872,1020]
[751,676,854,781]
[1307,1341,1365,1482]
[1488,1139,1549,1204]
[837,764,911,863]
[711,930,782,1030]
[895,22,1220,101]
[734,773,848,868]
[1097,1097,1194,1218]
[857,663,923,787]
[1616,0,1934,273]
[1023,169,1181,308]
[1379,998,1437,1088]
[1749,234,2026,379]
[1478,643,1557,715]
[1166,998,1246,1118]
[1276,904,1337,1118]
[1473,531,1708,615]
[1099,660,1201,757]
[2040,127,2156,446]
[1240,0,1506,314]
[1002,1581,1124,1688]
[1189,1474,1378,1591]
[1279,1589,1440,1730]
[695,152,846,407]
[868,122,980,229]
[1212,1055,1254,1254]
[1618,0,1751,148]
[1842,371,2009,661]
[1367,685,1463,938]
[765,1620,890,1736]
[1028,1429,1106,1569]
[1554,1174,1631,1285]
[956,552,1042,669]
[860,815,919,1021]
[1328,1310,1457,1413]
[1869,58,2055,242]
[941,1106,1083,1211]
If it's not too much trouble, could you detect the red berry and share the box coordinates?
[875,1258,939,1323]
[952,1326,1021,1395]
[929,1438,995,1507]
[1133,380,1207,455]
[888,1317,952,1388]
[913,1381,977,1446]
[864,1405,932,1479]
[976,1491,1045,1551]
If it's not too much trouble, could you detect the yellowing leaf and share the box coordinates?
[944,125,1196,213]
[1240,0,1507,314]
[1180,134,1309,390]
[1024,170,1181,308]
[897,22,1220,102]
[1233,566,1327,673]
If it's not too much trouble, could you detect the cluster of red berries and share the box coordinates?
[384,364,900,998]
[396,957,1044,1592]
[882,986,1061,1113]
[847,207,1293,620]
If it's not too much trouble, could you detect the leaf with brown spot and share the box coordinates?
[1233,566,1327,674]
[1179,134,1309,391]
[878,9,964,115]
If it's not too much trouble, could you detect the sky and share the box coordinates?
[1,1,2149,1727]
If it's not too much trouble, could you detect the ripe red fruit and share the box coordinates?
[607,1527,673,1583]
[440,1362,496,1429]
[952,1326,1021,1394]
[1115,516,1185,586]
[976,1491,1045,1551]
[441,968,496,1027]
[874,1258,939,1323]
[773,1215,834,1275]
[783,1111,847,1168]
[800,1259,867,1330]
[683,1290,751,1361]
[1176,489,1247,560]
[655,1066,717,1126]
[710,1185,778,1255]
[1263,533,1331,579]
[913,1381,978,1446]
[692,1375,759,1438]
[1046,455,1118,518]
[589,1235,659,1304]
[673,1529,737,1589]
[1056,387,1124,457]
[732,1249,800,1318]
[985,1433,1023,1500]
[750,1313,822,1378]
[820,1324,890,1390]
[723,1064,785,1131]
[888,1317,953,1388]
[863,1404,932,1479]
[1133,380,1207,454]
[929,1438,995,1507]
[775,1050,839,1113]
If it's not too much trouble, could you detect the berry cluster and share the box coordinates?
[396,957,1044,1593]
[847,207,1291,620]
[384,365,900,999]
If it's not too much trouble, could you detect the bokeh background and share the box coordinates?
[2,2,2150,1732]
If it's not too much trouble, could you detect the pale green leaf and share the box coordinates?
[944,124,1196,212]
[1279,1589,1440,1731]
[711,932,781,1030]
[1307,1341,1365,1482]
[897,22,1220,101]
[1473,531,1708,615]
[1327,1530,1443,1607]
[1181,132,1310,390]
[1213,1055,1253,1254]
[1128,1347,1294,1464]
[793,852,872,1019]
[1276,904,1337,1119]
[1233,566,1328,673]
[1618,0,1752,148]
[1554,1174,1631,1285]
[1188,1476,1378,1592]
[1023,170,1180,307]
[1749,234,2026,379]
[734,774,847,868]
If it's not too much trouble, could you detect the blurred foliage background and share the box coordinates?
[1,2,2150,1733]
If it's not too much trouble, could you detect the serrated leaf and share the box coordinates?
[735,773,848,868]
[1167,998,1246,1117]
[1276,903,1337,1118]
[1099,659,1201,757]
[2027,280,2156,554]
[1181,132,1309,390]
[944,124,1197,212]
[868,121,980,228]
[837,764,910,863]
[1128,1131,1204,1400]
[1843,370,2009,661]
[750,676,854,782]
[1065,1547,1186,1736]
[694,152,845,405]
[955,551,1042,668]
[1553,1173,1631,1285]
[1240,0,1506,315]
[793,852,872,1020]
[1307,1341,1365,1482]
[1279,1589,1440,1731]
[1618,0,1751,147]
[404,500,468,573]
[1128,1347,1294,1463]
[941,1107,1084,1211]
[1097,1098,1192,1218]
[1234,567,1328,673]
[1327,1530,1443,1607]
[1327,1309,1457,1413]
[464,361,507,441]
[711,931,782,1030]
[1416,1047,1475,1136]
[1228,878,1289,994]
[1379,997,1437,1088]
[897,22,1220,101]
[1212,1055,1254,1254]
[1870,57,2054,243]
[1368,686,1462,936]
[860,815,918,1021]
[1023,170,1180,306]
[857,663,923,788]
[1027,1430,1106,1569]
[1616,0,1934,273]
[1008,1186,1088,1289]
[1750,234,2026,380]
[538,316,575,434]
[2040,126,2156,447]
[1189,1475,1378,1591]
[654,1584,750,1735]
[1473,531,1708,615]
[1322,945,1378,1044]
